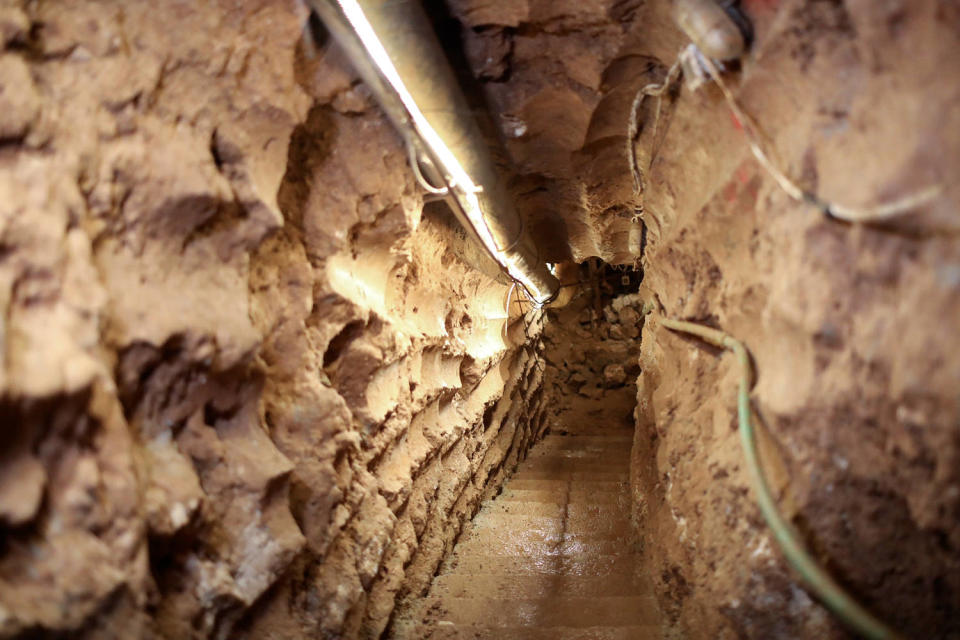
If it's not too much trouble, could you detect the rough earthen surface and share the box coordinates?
[1,0,958,638]
[391,291,655,639]
[451,0,960,637]
[0,2,548,638]
[449,0,650,264]
[629,1,960,638]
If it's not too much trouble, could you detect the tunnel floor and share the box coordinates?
[394,275,657,638]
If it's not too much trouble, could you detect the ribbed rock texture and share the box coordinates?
[448,0,649,264]
[1,0,958,638]
[393,293,656,640]
[0,1,547,638]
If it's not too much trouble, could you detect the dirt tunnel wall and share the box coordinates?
[425,0,960,635]
[0,2,550,637]
[1,0,959,639]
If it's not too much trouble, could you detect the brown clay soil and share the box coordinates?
[0,0,957,638]
[392,290,656,639]
[452,0,960,637]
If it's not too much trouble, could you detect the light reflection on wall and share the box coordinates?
[325,240,529,363]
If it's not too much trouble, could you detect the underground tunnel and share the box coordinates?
[0,0,958,638]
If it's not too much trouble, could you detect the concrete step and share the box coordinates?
[469,511,564,535]
[441,554,640,578]
[540,433,633,441]
[478,500,633,520]
[505,478,628,492]
[528,458,630,467]
[452,534,640,558]
[521,450,630,461]
[411,595,659,628]
[401,623,660,639]
[497,488,630,505]
[526,441,633,453]
[518,457,631,471]
[429,572,653,600]
[479,500,566,518]
[526,442,632,454]
[518,463,631,475]
[470,511,634,537]
[511,470,629,482]
[523,451,631,464]
[537,435,633,448]
[517,455,630,471]
[539,435,635,442]
[393,421,660,640]
[543,429,634,436]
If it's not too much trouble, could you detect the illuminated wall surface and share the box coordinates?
[0,1,958,639]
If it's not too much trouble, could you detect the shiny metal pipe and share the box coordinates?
[309,0,559,305]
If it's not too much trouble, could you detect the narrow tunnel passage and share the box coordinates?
[0,1,957,639]
[398,431,652,639]
[393,265,657,638]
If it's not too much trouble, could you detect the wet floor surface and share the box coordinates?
[394,429,661,639]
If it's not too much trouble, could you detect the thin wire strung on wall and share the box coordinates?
[627,0,943,226]
[502,281,537,341]
[591,261,642,298]
[500,280,549,377]
[695,53,941,223]
[627,58,682,201]
[659,316,904,640]
[308,0,561,306]
[502,260,642,348]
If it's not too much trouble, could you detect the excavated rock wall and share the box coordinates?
[0,2,547,638]
[630,1,960,637]
[452,0,960,637]
[447,0,650,265]
[539,289,646,437]
[2,0,958,638]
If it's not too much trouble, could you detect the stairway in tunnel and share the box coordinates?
[395,282,659,639]
[394,433,659,639]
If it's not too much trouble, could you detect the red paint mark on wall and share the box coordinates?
[723,161,761,207]
[723,181,739,203]
[730,111,743,132]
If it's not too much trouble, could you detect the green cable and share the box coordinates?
[659,317,903,640]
